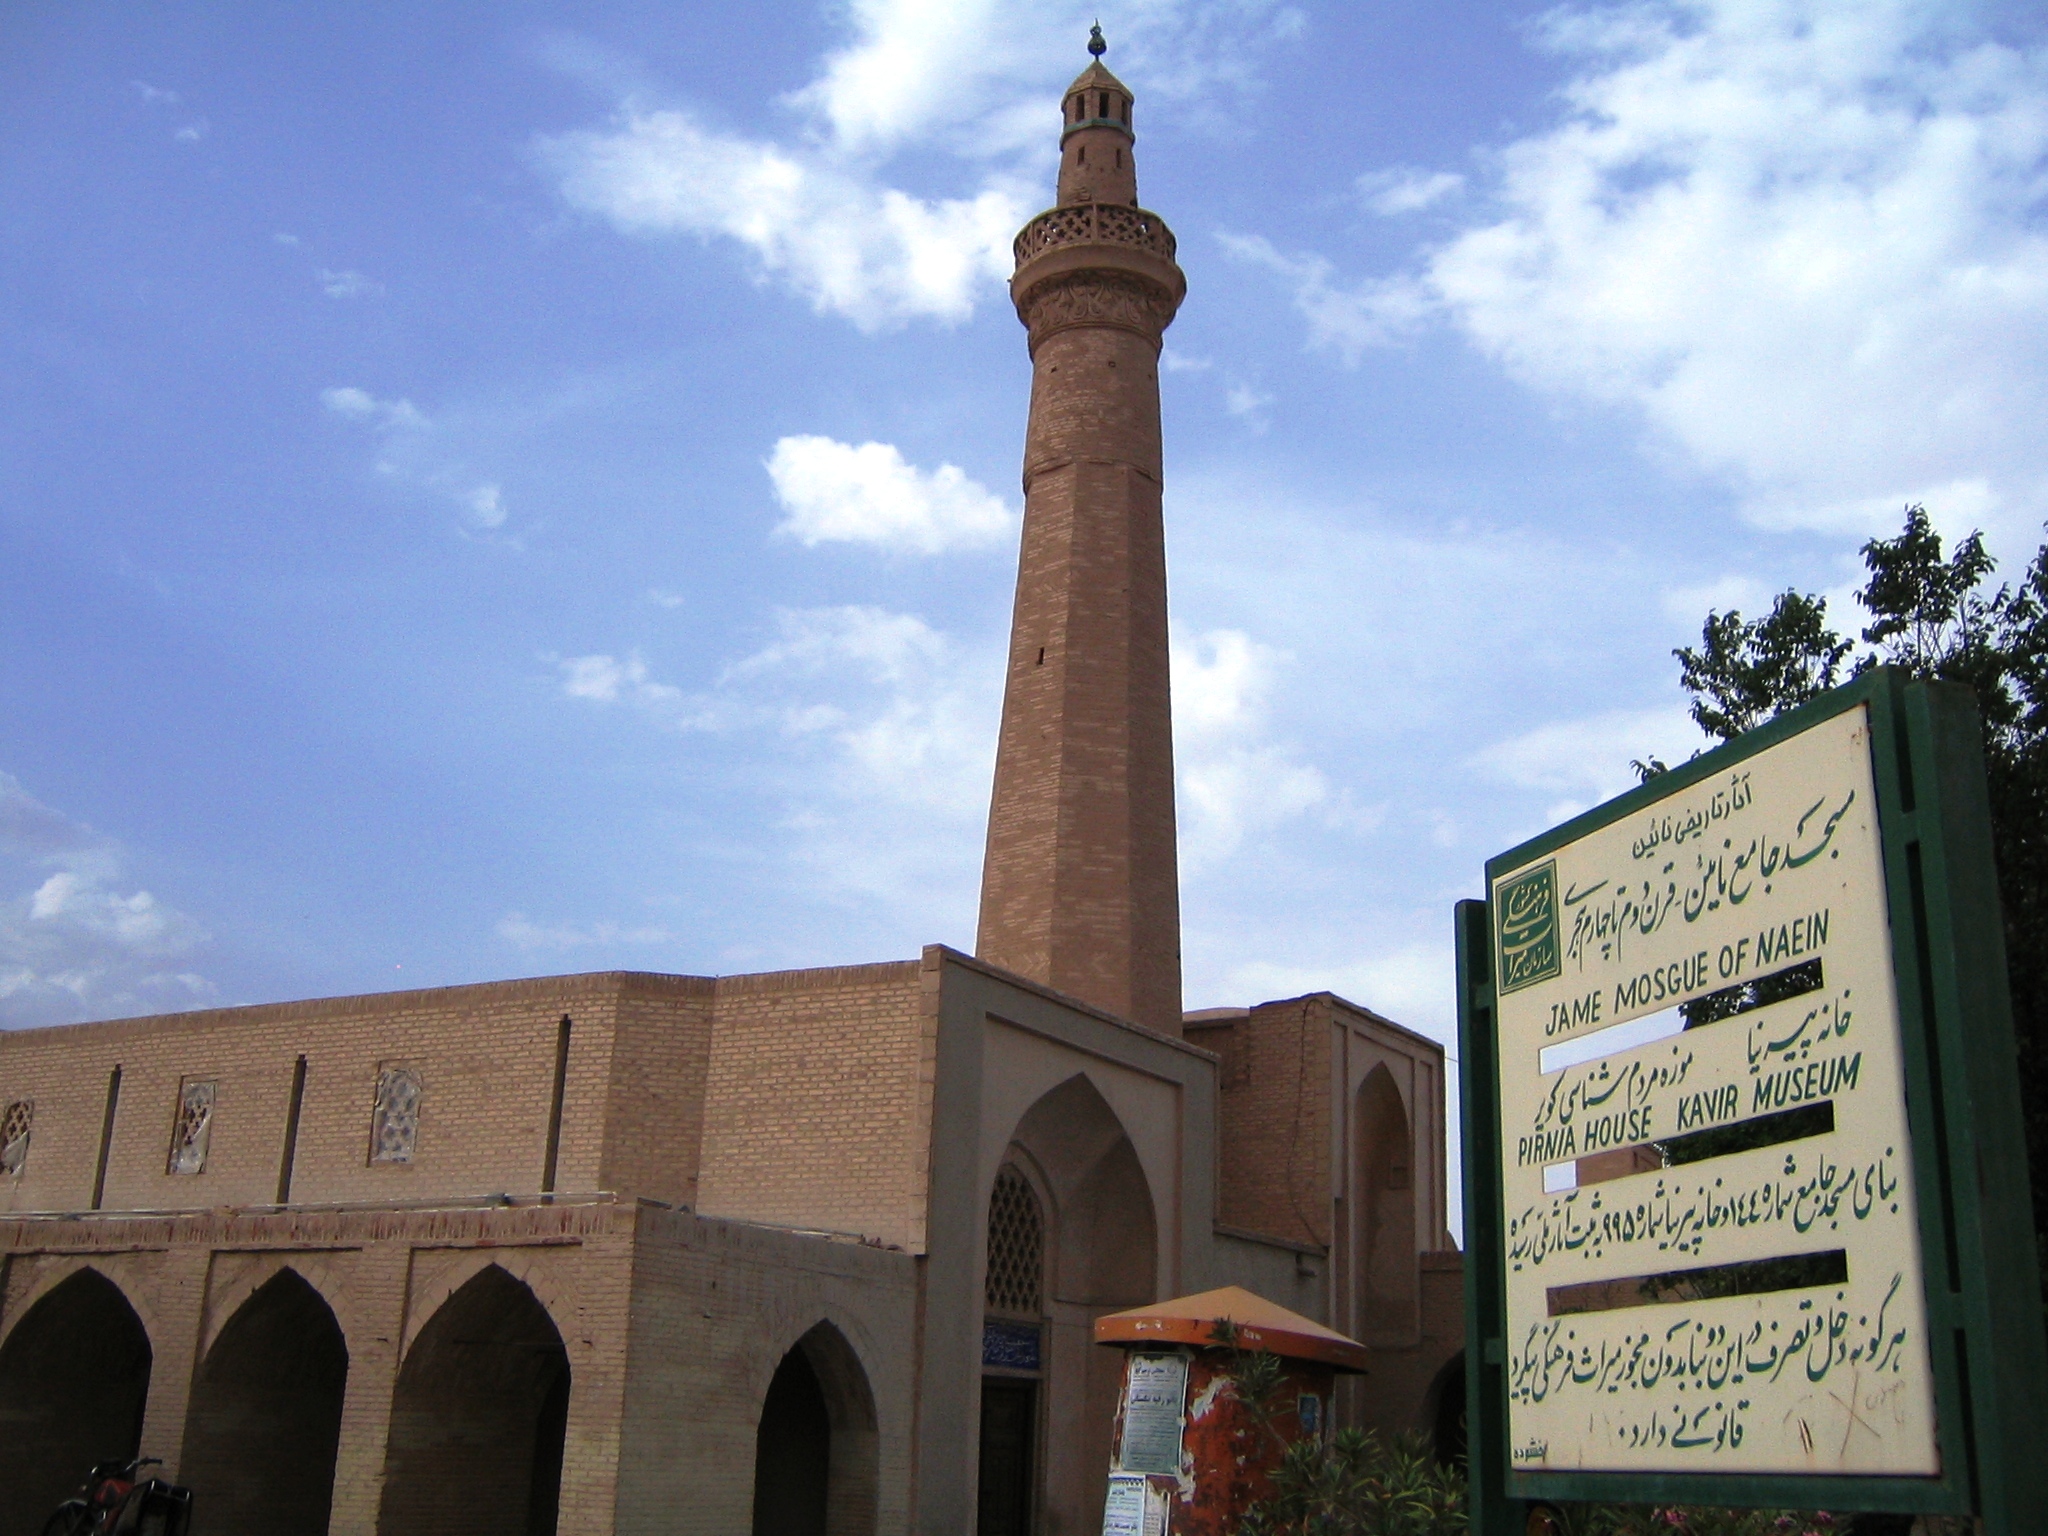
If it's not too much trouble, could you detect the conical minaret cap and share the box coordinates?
[1065,58,1132,97]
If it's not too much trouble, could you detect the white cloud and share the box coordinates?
[318,268,382,299]
[1659,573,1779,625]
[132,81,181,106]
[321,386,428,431]
[538,2,1299,329]
[1357,167,1464,214]
[558,605,1002,926]
[563,608,989,806]
[1173,629,1328,867]
[1220,234,1435,365]
[1471,706,1707,826]
[1221,942,1456,1037]
[322,388,516,533]
[497,913,675,949]
[0,772,211,1028]
[1286,0,2048,540]
[557,652,690,715]
[1223,381,1273,428]
[766,435,1013,553]
[781,0,1302,158]
[175,120,208,143]
[786,0,1012,155]
[465,483,506,528]
[541,109,1024,330]
[1174,629,1277,741]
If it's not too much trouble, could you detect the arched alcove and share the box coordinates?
[1009,1074,1159,1313]
[1354,1064,1417,1343]
[181,1268,349,1536]
[999,1074,1160,1535]
[751,1321,878,1536]
[0,1268,153,1536]
[377,1265,570,1536]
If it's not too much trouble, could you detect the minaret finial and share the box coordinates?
[1088,21,1107,57]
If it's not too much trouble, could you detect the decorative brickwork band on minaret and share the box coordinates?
[976,34,1187,1036]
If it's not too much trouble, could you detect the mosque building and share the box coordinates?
[0,36,1462,1536]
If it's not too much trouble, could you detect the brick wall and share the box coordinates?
[0,961,939,1243]
[695,961,931,1249]
[1346,1250,1465,1442]
[1189,996,1334,1248]
[0,972,746,1217]
[616,1206,917,1535]
[599,977,716,1209]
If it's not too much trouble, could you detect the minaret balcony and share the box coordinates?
[1012,203,1178,270]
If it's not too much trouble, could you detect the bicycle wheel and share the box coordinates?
[40,1503,91,1536]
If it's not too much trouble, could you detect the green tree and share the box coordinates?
[1668,505,2048,1289]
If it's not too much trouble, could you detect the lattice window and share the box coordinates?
[1,1099,32,1177]
[369,1066,422,1164]
[167,1080,215,1175]
[985,1165,1044,1316]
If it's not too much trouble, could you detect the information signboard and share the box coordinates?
[1456,673,2048,1528]
[1496,704,1935,1474]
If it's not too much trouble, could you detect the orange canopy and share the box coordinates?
[1092,1285,1370,1372]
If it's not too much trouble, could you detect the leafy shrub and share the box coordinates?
[1234,1428,1466,1536]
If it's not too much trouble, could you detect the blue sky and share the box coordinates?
[5,0,2046,1077]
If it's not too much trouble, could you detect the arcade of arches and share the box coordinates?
[0,1250,893,1536]
[0,1262,573,1536]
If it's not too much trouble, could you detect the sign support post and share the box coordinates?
[1457,671,2048,1529]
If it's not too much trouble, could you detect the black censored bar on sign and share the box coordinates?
[1680,957,1824,1029]
[1547,1248,1848,1317]
[1554,1100,1837,1192]
[1665,1099,1835,1167]
[1539,958,1826,1075]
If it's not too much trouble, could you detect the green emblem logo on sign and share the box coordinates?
[1496,859,1560,994]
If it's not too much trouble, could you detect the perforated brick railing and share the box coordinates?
[1013,203,1177,268]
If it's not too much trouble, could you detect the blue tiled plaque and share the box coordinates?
[981,1318,1042,1372]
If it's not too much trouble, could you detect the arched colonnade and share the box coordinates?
[0,1259,886,1536]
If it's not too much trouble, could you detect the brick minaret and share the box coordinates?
[977,31,1186,1035]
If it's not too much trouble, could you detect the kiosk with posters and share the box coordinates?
[1093,1286,1367,1535]
[1456,671,2048,1531]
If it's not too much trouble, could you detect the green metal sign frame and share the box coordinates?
[1457,670,2048,1528]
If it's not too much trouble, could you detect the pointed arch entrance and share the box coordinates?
[985,1074,1159,1535]
[180,1269,349,1536]
[377,1265,570,1536]
[750,1321,878,1536]
[0,1268,152,1536]
[1354,1064,1417,1343]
